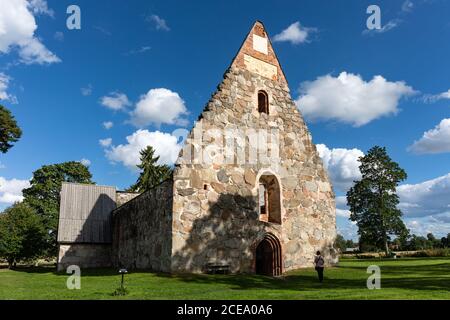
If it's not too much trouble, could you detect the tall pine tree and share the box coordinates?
[128,146,172,192]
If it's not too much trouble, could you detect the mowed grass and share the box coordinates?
[0,257,449,300]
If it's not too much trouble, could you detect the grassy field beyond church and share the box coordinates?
[0,257,449,300]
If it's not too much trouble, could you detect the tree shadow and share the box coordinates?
[58,190,116,270]
[171,192,271,273]
[156,261,450,292]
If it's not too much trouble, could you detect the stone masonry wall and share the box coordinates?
[116,191,140,207]
[171,22,337,273]
[57,244,111,271]
[112,181,173,272]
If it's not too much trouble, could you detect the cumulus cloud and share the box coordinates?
[130,88,188,127]
[147,14,170,31]
[79,158,91,166]
[0,176,30,204]
[103,121,113,130]
[28,0,54,17]
[296,72,415,126]
[0,0,60,64]
[316,144,363,193]
[105,129,182,169]
[100,92,131,111]
[0,73,18,103]
[408,118,450,154]
[405,214,450,238]
[398,173,450,218]
[273,21,316,45]
[99,138,112,147]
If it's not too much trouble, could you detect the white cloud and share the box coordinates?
[408,118,450,154]
[422,89,450,103]
[363,19,402,35]
[296,72,415,126]
[0,0,60,64]
[316,144,363,193]
[130,88,188,127]
[103,121,113,130]
[401,0,414,13]
[440,89,450,99]
[0,176,30,204]
[100,92,131,111]
[124,46,151,56]
[28,0,54,17]
[81,84,93,96]
[404,214,450,238]
[79,158,91,166]
[398,173,450,218]
[0,73,18,103]
[99,138,112,147]
[105,129,182,169]
[147,14,170,31]
[273,21,316,45]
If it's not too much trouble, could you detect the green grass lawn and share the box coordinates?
[0,257,449,300]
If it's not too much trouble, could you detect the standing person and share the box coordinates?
[314,251,325,283]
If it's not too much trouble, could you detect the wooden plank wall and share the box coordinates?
[57,182,117,243]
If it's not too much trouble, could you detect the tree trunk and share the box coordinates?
[384,238,389,257]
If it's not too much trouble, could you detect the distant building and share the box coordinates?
[57,21,338,275]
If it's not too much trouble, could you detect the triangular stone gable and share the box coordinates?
[171,21,337,274]
[230,21,288,88]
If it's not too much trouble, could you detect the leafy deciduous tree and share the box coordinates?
[0,105,22,153]
[347,146,409,256]
[0,203,46,268]
[22,161,93,256]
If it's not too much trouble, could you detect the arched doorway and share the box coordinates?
[255,234,282,276]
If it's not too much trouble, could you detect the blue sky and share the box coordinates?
[1,0,450,239]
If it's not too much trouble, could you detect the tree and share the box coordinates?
[22,161,93,256]
[441,233,450,248]
[128,146,172,193]
[347,146,409,256]
[0,203,46,268]
[426,233,440,248]
[0,105,22,153]
[334,234,347,253]
[408,235,430,250]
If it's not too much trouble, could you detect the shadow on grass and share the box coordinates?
[6,259,450,293]
[154,261,450,292]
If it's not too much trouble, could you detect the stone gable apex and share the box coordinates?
[230,20,289,88]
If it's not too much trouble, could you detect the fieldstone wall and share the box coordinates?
[111,181,173,272]
[57,244,111,271]
[171,22,337,273]
[116,191,140,207]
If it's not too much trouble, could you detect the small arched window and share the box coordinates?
[258,90,269,114]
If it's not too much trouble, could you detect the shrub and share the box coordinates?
[112,287,129,296]
[402,248,450,257]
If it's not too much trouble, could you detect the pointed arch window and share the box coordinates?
[258,90,269,114]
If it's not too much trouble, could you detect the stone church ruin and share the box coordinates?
[57,21,338,275]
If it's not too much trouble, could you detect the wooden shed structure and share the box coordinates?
[57,183,116,270]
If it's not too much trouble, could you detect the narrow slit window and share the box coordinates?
[259,183,268,215]
[258,91,269,114]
